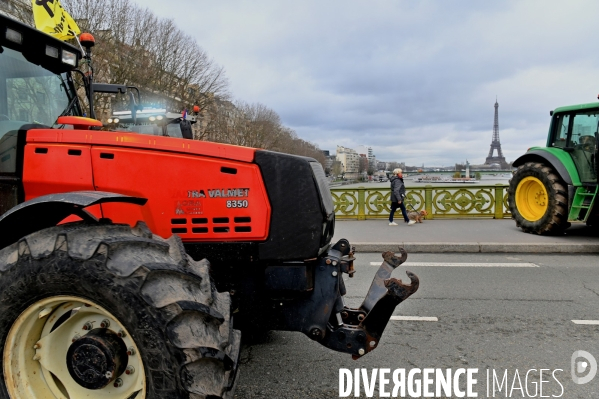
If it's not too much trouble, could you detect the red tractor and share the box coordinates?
[0,14,419,398]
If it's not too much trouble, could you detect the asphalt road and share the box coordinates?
[234,252,599,399]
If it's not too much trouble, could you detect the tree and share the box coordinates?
[202,100,326,167]
[61,0,229,118]
[332,161,343,177]
[358,156,369,174]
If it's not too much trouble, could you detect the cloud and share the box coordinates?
[137,0,599,165]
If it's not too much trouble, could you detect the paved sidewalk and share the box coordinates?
[333,218,599,253]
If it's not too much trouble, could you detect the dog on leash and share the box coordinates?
[407,209,428,223]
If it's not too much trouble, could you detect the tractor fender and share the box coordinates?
[512,149,581,186]
[0,191,147,249]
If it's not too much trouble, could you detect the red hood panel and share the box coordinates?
[26,129,256,162]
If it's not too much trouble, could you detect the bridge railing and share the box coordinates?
[331,184,510,220]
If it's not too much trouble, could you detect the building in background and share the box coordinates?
[356,145,377,173]
[336,146,359,180]
[322,151,337,176]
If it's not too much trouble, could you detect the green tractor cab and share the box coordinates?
[508,101,599,234]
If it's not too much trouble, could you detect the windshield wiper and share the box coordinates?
[53,74,79,126]
[55,94,79,124]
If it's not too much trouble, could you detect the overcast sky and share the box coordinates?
[139,0,599,166]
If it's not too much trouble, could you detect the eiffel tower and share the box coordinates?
[485,98,508,168]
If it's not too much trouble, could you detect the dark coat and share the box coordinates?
[389,175,406,202]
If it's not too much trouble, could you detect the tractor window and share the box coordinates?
[166,123,183,138]
[120,123,162,135]
[570,113,598,147]
[0,131,17,174]
[569,112,598,183]
[0,47,78,141]
[552,113,570,148]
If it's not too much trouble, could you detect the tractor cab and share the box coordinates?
[547,103,599,183]
[0,16,82,136]
[1,14,82,212]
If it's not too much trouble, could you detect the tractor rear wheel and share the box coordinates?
[0,222,240,399]
[508,162,569,235]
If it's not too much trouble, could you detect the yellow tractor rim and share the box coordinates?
[3,296,146,399]
[515,176,549,221]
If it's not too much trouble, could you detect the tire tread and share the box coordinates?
[0,221,239,399]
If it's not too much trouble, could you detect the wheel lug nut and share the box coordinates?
[125,366,135,375]
[82,321,93,331]
[100,319,110,328]
[117,329,126,338]
[113,378,123,387]
[127,346,136,356]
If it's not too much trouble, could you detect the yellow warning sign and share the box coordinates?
[32,0,81,41]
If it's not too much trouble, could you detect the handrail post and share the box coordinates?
[357,187,366,220]
[494,184,504,219]
[425,185,433,220]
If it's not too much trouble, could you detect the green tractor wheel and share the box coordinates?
[508,162,569,235]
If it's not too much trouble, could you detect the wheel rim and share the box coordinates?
[515,176,549,221]
[4,296,146,399]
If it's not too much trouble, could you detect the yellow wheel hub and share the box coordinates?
[3,296,146,399]
[515,176,549,221]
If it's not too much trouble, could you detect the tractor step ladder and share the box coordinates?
[568,185,599,222]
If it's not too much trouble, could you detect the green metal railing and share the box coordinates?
[331,184,510,220]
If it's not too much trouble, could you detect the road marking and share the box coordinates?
[369,262,539,267]
[390,316,438,322]
[572,320,599,325]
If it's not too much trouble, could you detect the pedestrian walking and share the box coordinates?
[388,168,415,225]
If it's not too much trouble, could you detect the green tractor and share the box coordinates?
[508,100,599,234]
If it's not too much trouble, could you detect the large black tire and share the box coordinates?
[0,221,240,398]
[508,162,569,235]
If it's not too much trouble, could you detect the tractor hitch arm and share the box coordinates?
[266,240,418,359]
[320,249,419,358]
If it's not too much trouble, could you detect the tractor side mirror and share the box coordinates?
[91,83,127,94]
[180,119,193,140]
